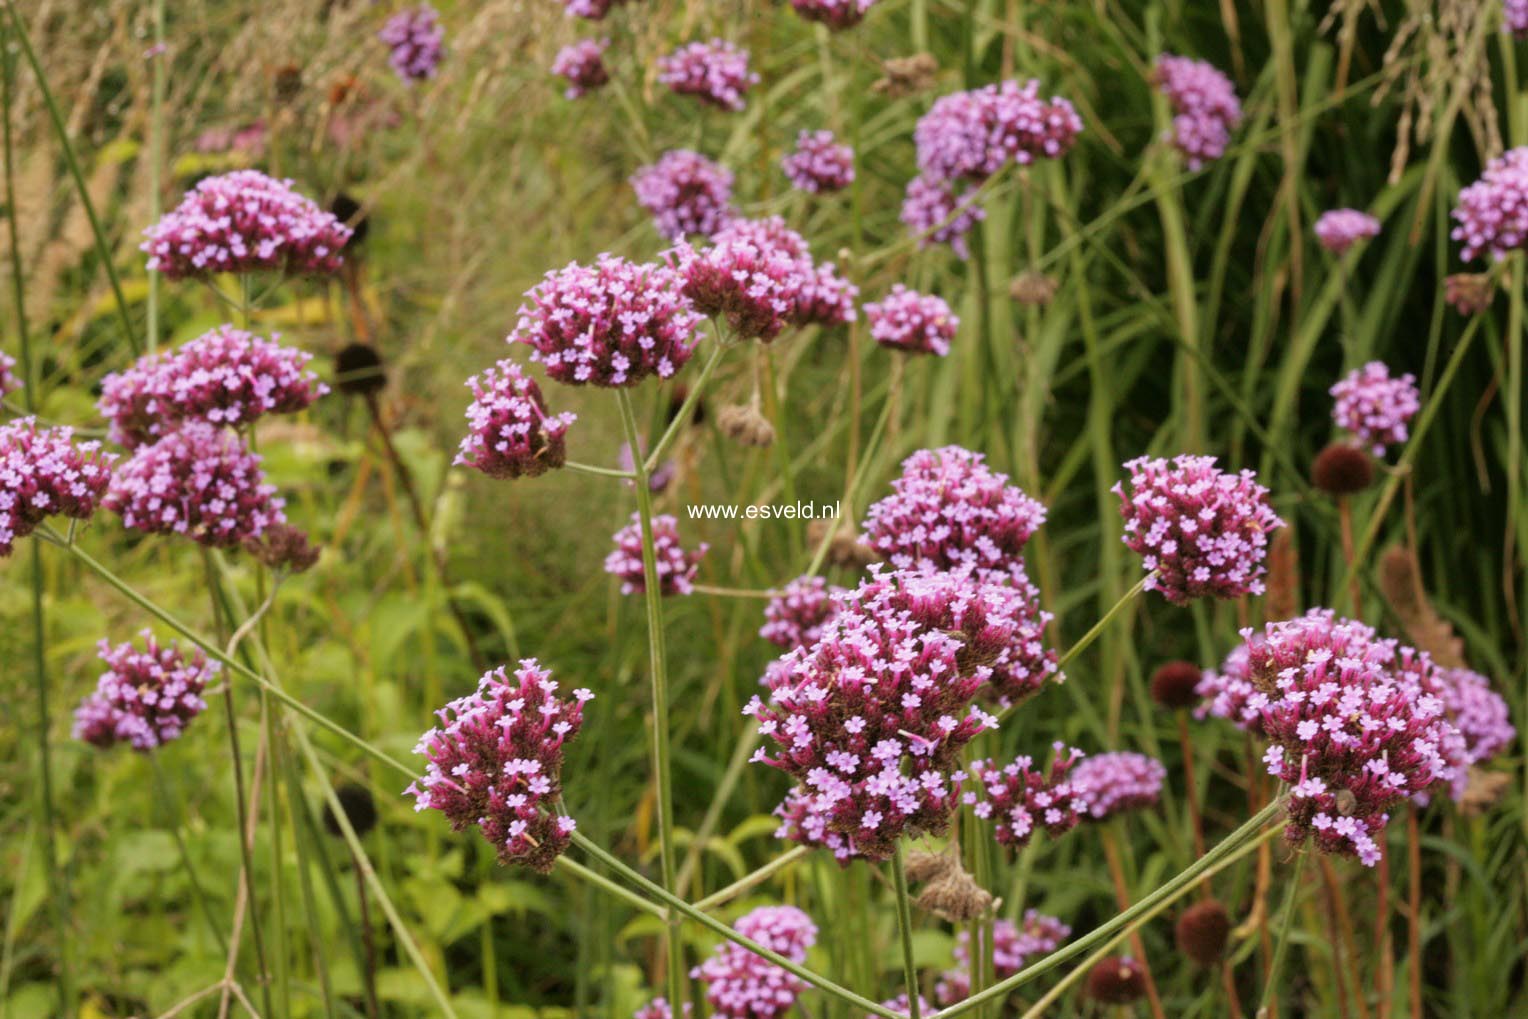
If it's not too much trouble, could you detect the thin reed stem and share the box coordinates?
[891,843,923,1019]
[1259,849,1309,1017]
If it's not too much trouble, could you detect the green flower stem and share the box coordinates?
[564,460,637,480]
[556,857,665,918]
[692,846,811,913]
[571,832,904,1019]
[146,0,165,353]
[644,339,728,475]
[615,387,686,1013]
[1258,848,1309,1014]
[891,843,923,1018]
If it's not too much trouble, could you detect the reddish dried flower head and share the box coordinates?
[790,0,878,30]
[99,325,327,448]
[1154,55,1242,168]
[552,38,610,99]
[914,80,1082,183]
[0,351,19,399]
[1072,751,1166,819]
[455,360,575,480]
[1086,956,1147,1003]
[782,130,855,193]
[73,631,217,751]
[512,254,701,387]
[405,660,591,871]
[604,512,708,595]
[1452,147,1528,261]
[901,175,986,260]
[761,575,845,650]
[937,911,1071,1005]
[692,905,818,1018]
[1312,442,1375,495]
[1150,660,1203,710]
[0,418,116,557]
[866,285,959,356]
[658,39,758,112]
[1330,361,1419,457]
[1314,209,1381,254]
[379,5,444,82]
[105,422,284,548]
[142,171,351,280]
[1434,667,1515,766]
[631,150,736,242]
[965,744,1085,850]
[1113,454,1284,605]
[242,522,321,573]
[1175,899,1231,966]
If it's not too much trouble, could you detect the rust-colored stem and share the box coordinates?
[1101,826,1167,1019]
[1338,495,1361,615]
[1376,843,1393,1019]
[1407,810,1423,1019]
[1177,712,1207,871]
[1317,857,1359,1019]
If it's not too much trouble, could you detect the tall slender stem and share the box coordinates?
[1406,810,1422,1019]
[146,0,165,353]
[1101,826,1167,1019]
[891,843,923,1018]
[1258,849,1308,1017]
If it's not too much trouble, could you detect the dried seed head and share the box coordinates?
[1150,660,1204,711]
[1458,767,1511,816]
[1175,899,1232,966]
[272,64,303,103]
[1008,270,1058,306]
[329,192,369,248]
[807,519,881,569]
[1378,545,1466,668]
[1085,956,1146,1003]
[322,782,378,838]
[1311,441,1375,495]
[872,53,939,98]
[1444,273,1495,315]
[718,402,776,447]
[334,343,386,397]
[243,523,321,574]
[903,849,956,884]
[1265,526,1300,624]
[915,869,995,923]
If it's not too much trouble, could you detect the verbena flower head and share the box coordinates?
[658,40,758,112]
[1154,55,1242,169]
[633,1001,687,1019]
[901,175,986,260]
[1113,454,1284,604]
[1509,0,1528,39]
[866,285,959,356]
[0,351,19,399]
[405,660,591,871]
[760,575,844,650]
[1451,147,1528,261]
[562,0,629,19]
[72,631,216,751]
[1072,751,1166,819]
[671,236,808,342]
[1314,209,1381,254]
[454,360,575,480]
[379,5,444,82]
[604,512,708,595]
[105,422,284,548]
[142,170,351,280]
[1194,641,1267,733]
[793,261,860,327]
[692,905,817,1018]
[937,911,1071,1006]
[1434,667,1515,766]
[631,150,736,241]
[748,567,1021,862]
[915,79,1082,184]
[782,130,855,193]
[98,325,327,448]
[790,0,878,30]
[512,254,701,386]
[964,744,1085,850]
[552,38,610,99]
[1330,362,1420,457]
[0,418,116,557]
[712,216,812,260]
[873,995,939,1019]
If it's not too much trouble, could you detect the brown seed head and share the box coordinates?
[1444,273,1494,315]
[718,403,776,447]
[1150,660,1204,711]
[1175,899,1232,966]
[1009,270,1058,306]
[1085,956,1146,1003]
[1312,441,1375,495]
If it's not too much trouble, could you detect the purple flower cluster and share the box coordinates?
[749,567,1023,862]
[0,351,19,399]
[964,744,1085,850]
[1452,147,1528,261]
[936,911,1071,1006]
[1113,455,1284,605]
[631,150,736,241]
[901,176,986,260]
[658,40,758,112]
[406,661,591,871]
[105,421,284,548]
[1072,751,1166,819]
[561,0,628,19]
[781,130,855,193]
[72,632,216,752]
[1330,361,1420,457]
[874,995,939,1019]
[379,5,444,82]
[1510,0,1528,39]
[142,170,351,280]
[760,575,844,650]
[914,79,1083,183]
[511,254,701,387]
[671,235,806,342]
[1314,209,1381,255]
[454,360,575,479]
[98,325,327,448]
[1435,667,1515,765]
[552,38,610,99]
[1153,55,1242,169]
[1194,642,1265,734]
[633,1001,686,1019]
[692,905,817,1018]
[789,0,877,30]
[793,262,860,327]
[865,285,959,356]
[604,512,708,595]
[0,418,116,557]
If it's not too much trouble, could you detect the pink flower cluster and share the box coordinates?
[965,744,1086,850]
[604,512,708,595]
[1452,147,1528,261]
[749,567,1022,862]
[658,40,758,112]
[865,285,959,356]
[671,235,806,342]
[781,130,855,193]
[379,5,444,82]
[1194,642,1266,734]
[1330,361,1420,457]
[631,150,736,241]
[0,418,116,557]
[789,0,877,30]
[760,575,844,650]
[0,351,19,399]
[405,660,592,871]
[692,905,817,1018]
[914,80,1083,184]
[633,1001,686,1019]
[901,176,986,259]
[72,632,217,752]
[1510,0,1528,39]
[1434,667,1515,765]
[936,911,1072,1006]
[1072,751,1166,819]
[105,421,284,548]
[1113,455,1284,605]
[874,995,939,1018]
[98,326,327,448]
[552,38,610,99]
[142,170,351,280]
[455,360,575,479]
[512,254,701,387]
[1154,55,1242,169]
[1314,209,1381,254]
[794,261,860,327]
[562,0,628,19]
